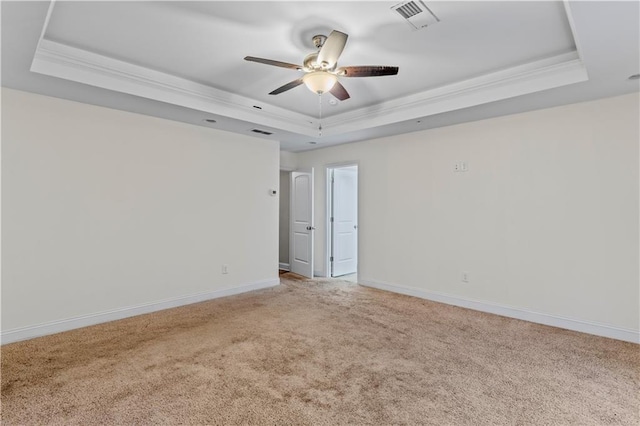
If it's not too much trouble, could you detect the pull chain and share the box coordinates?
[318,93,323,137]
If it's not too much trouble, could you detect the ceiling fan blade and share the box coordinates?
[336,66,399,77]
[244,56,303,71]
[329,81,350,101]
[317,30,348,69]
[269,78,304,95]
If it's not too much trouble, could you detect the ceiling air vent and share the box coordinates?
[251,129,273,135]
[392,0,439,30]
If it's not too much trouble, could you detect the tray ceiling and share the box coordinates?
[2,1,639,151]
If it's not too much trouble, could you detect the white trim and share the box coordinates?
[30,35,587,140]
[326,166,332,279]
[35,0,57,50]
[321,53,587,137]
[313,270,325,278]
[31,40,317,136]
[1,279,279,345]
[359,278,639,344]
[278,262,290,271]
[562,1,586,65]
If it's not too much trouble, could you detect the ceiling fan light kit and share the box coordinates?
[303,71,338,94]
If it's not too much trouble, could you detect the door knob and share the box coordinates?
[306,226,315,231]
[354,225,358,229]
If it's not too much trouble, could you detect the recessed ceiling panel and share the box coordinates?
[43,1,576,118]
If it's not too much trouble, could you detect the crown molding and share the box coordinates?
[32,40,587,138]
[30,1,588,139]
[31,39,319,136]
[321,52,587,136]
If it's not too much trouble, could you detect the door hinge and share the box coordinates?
[330,217,334,222]
[330,256,334,262]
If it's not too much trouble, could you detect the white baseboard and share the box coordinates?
[313,270,325,278]
[359,278,639,344]
[1,279,280,345]
[278,263,290,271]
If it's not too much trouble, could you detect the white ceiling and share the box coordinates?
[2,1,639,152]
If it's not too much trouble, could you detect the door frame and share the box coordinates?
[325,162,359,278]
[279,162,296,273]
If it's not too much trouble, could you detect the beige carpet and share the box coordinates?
[2,273,638,425]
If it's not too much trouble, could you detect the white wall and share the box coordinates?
[1,88,280,337]
[279,151,297,171]
[295,93,639,340]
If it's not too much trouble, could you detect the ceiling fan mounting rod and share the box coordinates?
[312,34,327,49]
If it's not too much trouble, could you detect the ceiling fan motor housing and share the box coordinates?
[303,53,318,71]
[303,52,336,72]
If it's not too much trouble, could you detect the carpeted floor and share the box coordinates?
[2,273,639,425]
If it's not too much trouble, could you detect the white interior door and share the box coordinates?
[290,170,314,278]
[331,167,357,277]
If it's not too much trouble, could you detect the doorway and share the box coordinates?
[278,170,291,272]
[327,164,358,279]
[279,168,315,279]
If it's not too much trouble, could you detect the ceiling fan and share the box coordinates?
[244,30,399,101]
